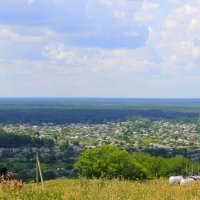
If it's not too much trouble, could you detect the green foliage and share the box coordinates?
[42,155,56,164]
[196,118,200,133]
[44,171,56,180]
[0,129,54,148]
[166,157,190,176]
[74,145,148,180]
[132,152,190,178]
[75,146,193,180]
[132,152,167,177]
[0,98,199,124]
[121,158,149,179]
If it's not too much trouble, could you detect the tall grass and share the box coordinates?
[1,179,200,200]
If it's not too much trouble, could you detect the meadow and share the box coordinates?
[1,178,200,200]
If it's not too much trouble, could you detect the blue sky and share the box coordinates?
[0,0,199,98]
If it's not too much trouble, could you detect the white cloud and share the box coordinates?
[134,1,160,23]
[43,43,159,80]
[168,0,182,6]
[142,1,160,10]
[0,0,200,97]
[44,44,75,61]
[27,0,34,5]
[146,0,200,77]
[0,26,41,42]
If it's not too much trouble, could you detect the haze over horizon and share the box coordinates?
[0,0,199,98]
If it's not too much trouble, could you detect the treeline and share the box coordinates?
[0,108,198,124]
[132,152,190,178]
[75,145,197,180]
[0,130,54,148]
[126,147,188,158]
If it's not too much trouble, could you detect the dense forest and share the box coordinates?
[0,130,54,148]
[0,108,198,124]
[0,98,199,124]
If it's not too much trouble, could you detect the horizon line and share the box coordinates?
[1,97,200,99]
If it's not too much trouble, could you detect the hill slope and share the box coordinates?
[1,179,200,200]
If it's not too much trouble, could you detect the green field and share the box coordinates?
[1,178,200,200]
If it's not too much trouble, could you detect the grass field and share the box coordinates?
[1,178,200,200]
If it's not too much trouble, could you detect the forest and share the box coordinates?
[0,98,200,124]
[0,130,54,148]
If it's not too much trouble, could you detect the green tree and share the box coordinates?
[42,155,56,164]
[74,145,148,179]
[132,152,191,177]
[196,118,200,133]
[166,157,190,176]
[132,152,167,177]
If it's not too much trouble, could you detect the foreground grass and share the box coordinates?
[1,179,200,200]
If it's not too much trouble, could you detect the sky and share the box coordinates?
[0,0,199,98]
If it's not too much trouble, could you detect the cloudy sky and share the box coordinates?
[0,0,199,98]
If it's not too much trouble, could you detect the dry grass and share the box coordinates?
[1,178,200,200]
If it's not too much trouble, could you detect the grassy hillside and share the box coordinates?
[1,179,200,200]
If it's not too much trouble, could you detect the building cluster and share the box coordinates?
[1,120,200,151]
[1,119,200,180]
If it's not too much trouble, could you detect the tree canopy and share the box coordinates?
[75,145,192,180]
[74,145,148,179]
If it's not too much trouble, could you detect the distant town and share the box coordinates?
[1,118,200,181]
